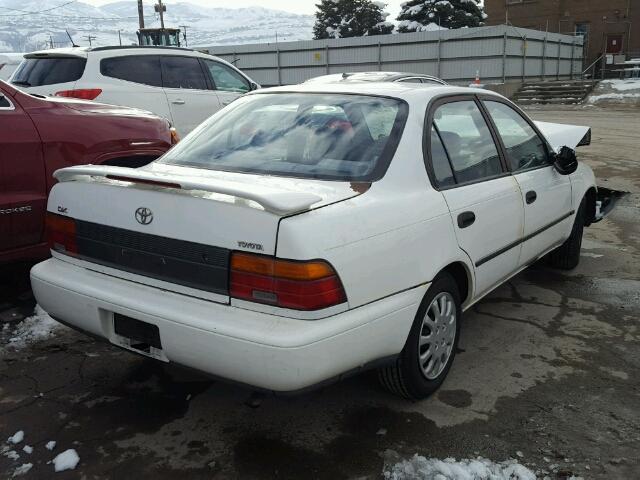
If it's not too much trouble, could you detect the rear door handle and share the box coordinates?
[457,211,476,229]
[526,190,537,204]
[171,99,185,105]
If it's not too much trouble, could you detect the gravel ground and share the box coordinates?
[1,105,638,479]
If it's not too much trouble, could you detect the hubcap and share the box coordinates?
[417,292,457,380]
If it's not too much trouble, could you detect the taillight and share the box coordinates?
[230,252,347,311]
[55,89,102,100]
[46,213,78,255]
[170,127,180,145]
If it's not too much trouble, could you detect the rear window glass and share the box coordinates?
[100,56,162,87]
[160,93,408,181]
[12,57,86,87]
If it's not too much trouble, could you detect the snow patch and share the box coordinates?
[53,449,80,472]
[383,454,536,480]
[22,445,32,454]
[12,463,33,477]
[5,306,60,350]
[600,79,640,92]
[45,441,57,451]
[7,431,24,444]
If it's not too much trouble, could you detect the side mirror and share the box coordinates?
[553,146,578,175]
[250,82,260,91]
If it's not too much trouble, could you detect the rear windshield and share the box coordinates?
[12,57,86,87]
[160,93,408,181]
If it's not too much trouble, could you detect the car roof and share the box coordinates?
[25,47,91,59]
[305,72,447,85]
[250,81,502,102]
[22,45,230,66]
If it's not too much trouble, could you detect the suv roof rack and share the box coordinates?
[89,45,195,53]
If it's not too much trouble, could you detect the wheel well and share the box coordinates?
[100,155,158,168]
[584,187,597,226]
[440,262,470,305]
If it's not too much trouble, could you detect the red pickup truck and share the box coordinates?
[1,80,175,264]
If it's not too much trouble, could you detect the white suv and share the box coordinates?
[10,46,259,136]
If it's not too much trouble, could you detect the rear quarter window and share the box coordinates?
[12,57,86,87]
[100,56,162,87]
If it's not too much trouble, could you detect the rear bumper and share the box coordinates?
[31,258,426,392]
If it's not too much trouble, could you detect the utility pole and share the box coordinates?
[137,0,145,29]
[179,25,188,46]
[118,30,122,46]
[155,0,166,29]
[49,35,54,49]
[84,35,96,47]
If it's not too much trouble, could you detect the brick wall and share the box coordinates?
[485,0,638,67]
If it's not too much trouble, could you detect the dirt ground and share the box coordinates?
[1,105,638,479]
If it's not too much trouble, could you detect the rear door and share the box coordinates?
[0,90,46,251]
[200,58,251,108]
[426,97,524,298]
[161,56,222,136]
[482,99,573,265]
[10,54,86,96]
[96,54,172,123]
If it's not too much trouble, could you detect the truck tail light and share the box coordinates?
[55,89,102,100]
[46,213,78,255]
[230,252,347,311]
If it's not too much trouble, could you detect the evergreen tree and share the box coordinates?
[396,0,485,32]
[313,0,394,39]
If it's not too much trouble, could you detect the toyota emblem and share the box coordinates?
[135,207,153,225]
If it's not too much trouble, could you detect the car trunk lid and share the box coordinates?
[49,164,364,301]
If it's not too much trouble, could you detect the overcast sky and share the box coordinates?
[82,0,407,18]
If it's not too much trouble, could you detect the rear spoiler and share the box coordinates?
[53,166,322,216]
[534,121,591,152]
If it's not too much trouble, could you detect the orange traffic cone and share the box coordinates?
[474,70,481,85]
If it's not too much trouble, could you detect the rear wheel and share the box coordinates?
[547,198,585,270]
[378,273,461,400]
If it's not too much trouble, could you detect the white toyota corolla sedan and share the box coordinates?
[31,82,597,399]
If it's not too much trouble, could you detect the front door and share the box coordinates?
[428,98,525,298]
[161,56,222,136]
[606,35,623,54]
[482,99,573,265]
[0,90,46,252]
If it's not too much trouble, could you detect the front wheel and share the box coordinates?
[378,273,461,400]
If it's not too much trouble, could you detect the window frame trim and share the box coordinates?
[477,94,556,175]
[422,93,511,191]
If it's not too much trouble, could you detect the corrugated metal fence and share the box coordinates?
[204,25,584,87]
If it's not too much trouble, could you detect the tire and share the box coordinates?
[378,273,461,400]
[547,198,585,270]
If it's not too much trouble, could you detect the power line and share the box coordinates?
[0,1,155,20]
[0,0,77,16]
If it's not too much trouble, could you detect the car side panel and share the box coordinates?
[80,54,173,128]
[276,183,470,311]
[0,89,47,251]
[24,104,171,192]
[569,162,597,212]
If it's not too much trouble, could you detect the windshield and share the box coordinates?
[12,57,86,87]
[160,93,408,181]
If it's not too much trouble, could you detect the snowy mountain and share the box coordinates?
[0,0,315,53]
